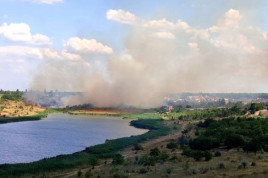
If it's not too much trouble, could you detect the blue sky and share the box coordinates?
[1,0,267,50]
[0,0,268,93]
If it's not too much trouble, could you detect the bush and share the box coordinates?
[169,155,178,161]
[159,151,169,161]
[178,135,189,146]
[241,160,248,168]
[187,167,198,175]
[203,151,212,161]
[139,168,147,174]
[150,148,160,156]
[182,148,211,161]
[224,134,245,148]
[77,169,82,177]
[89,157,99,168]
[166,168,172,174]
[190,136,220,150]
[133,143,143,151]
[214,150,222,157]
[85,170,92,178]
[218,162,225,169]
[167,141,178,150]
[251,162,256,166]
[200,167,209,174]
[136,155,155,166]
[112,154,124,165]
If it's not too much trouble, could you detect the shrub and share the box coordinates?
[112,154,124,165]
[136,155,156,166]
[113,173,128,178]
[251,162,256,166]
[85,170,92,178]
[187,167,198,175]
[166,168,172,174]
[241,160,248,168]
[218,162,225,169]
[224,134,245,148]
[182,148,212,161]
[133,143,143,151]
[170,155,178,161]
[200,167,209,174]
[214,150,222,157]
[167,141,178,150]
[139,168,147,174]
[203,151,212,161]
[77,169,82,177]
[159,151,169,161]
[150,148,160,156]
[190,136,220,150]
[89,157,99,168]
[178,135,189,146]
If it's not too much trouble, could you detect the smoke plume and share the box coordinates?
[29,8,268,108]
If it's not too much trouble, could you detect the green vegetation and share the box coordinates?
[0,90,23,101]
[0,115,42,124]
[85,119,170,158]
[187,117,268,154]
[249,103,265,114]
[166,106,247,120]
[122,113,162,120]
[0,108,59,124]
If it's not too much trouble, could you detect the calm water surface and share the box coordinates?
[0,114,147,164]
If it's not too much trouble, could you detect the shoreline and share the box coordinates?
[0,116,170,177]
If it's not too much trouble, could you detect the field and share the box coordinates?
[0,91,268,177]
[0,100,45,117]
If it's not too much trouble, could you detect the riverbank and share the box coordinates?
[0,118,171,177]
[0,108,62,124]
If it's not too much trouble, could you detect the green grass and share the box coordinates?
[68,111,162,120]
[122,113,162,120]
[0,115,42,124]
[0,108,62,124]
[0,118,171,177]
[165,107,246,120]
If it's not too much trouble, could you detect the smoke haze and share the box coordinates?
[29,7,268,108]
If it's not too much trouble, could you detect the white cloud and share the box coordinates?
[0,22,52,46]
[0,46,39,58]
[153,31,175,39]
[106,9,136,25]
[145,18,175,29]
[21,0,63,4]
[188,42,199,50]
[65,37,113,54]
[40,48,81,61]
[0,23,31,42]
[209,9,242,33]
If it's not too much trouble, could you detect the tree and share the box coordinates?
[173,105,184,113]
[133,143,143,151]
[89,157,99,169]
[150,147,160,156]
[190,136,220,150]
[224,134,244,148]
[249,103,263,114]
[112,154,124,165]
[166,141,178,150]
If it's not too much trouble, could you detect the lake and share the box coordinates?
[0,114,147,164]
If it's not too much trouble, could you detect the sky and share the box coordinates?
[0,0,268,99]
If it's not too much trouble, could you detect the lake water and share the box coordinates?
[0,114,147,164]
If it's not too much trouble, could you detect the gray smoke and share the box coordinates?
[28,7,268,108]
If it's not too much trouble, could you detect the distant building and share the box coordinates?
[168,105,174,112]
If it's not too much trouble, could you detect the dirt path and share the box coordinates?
[121,121,188,159]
